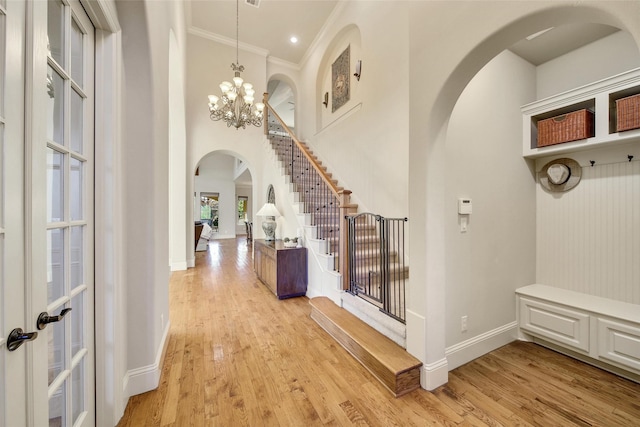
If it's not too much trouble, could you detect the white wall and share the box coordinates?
[115,0,185,406]
[169,30,188,271]
[297,1,410,218]
[444,50,537,351]
[536,146,640,304]
[537,30,640,99]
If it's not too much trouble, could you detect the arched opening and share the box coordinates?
[315,24,362,132]
[267,76,296,131]
[194,151,255,248]
[408,4,640,389]
[443,24,640,356]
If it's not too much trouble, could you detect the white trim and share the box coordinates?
[267,56,299,71]
[82,0,120,31]
[123,320,171,398]
[445,321,518,371]
[187,257,195,268]
[422,358,448,391]
[187,26,269,58]
[93,18,123,426]
[298,1,347,69]
[171,261,188,271]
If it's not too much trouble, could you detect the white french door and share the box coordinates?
[1,1,95,426]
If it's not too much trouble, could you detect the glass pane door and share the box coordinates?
[46,1,94,425]
[0,0,6,419]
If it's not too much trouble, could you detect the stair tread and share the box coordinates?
[309,297,421,374]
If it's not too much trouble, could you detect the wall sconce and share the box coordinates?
[322,92,328,108]
[354,60,362,81]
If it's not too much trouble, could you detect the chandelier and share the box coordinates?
[207,0,264,129]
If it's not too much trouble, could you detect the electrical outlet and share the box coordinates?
[461,315,468,332]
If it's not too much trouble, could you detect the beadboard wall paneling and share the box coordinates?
[536,160,640,304]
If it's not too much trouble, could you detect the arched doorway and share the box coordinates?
[407,3,640,390]
[194,151,255,244]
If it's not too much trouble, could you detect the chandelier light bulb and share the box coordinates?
[206,0,264,129]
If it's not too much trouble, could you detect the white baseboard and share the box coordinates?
[445,321,518,371]
[123,320,171,398]
[170,261,187,271]
[423,358,448,390]
[187,257,195,268]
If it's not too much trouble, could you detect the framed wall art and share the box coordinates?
[331,45,350,112]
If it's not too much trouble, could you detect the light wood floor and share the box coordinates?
[117,238,640,426]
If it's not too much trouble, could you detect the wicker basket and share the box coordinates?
[537,109,594,147]
[616,93,640,132]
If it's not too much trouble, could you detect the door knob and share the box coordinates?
[6,328,38,351]
[37,308,72,330]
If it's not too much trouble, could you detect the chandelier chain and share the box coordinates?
[236,0,239,65]
[206,0,265,130]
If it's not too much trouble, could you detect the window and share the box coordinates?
[237,196,248,223]
[200,192,219,230]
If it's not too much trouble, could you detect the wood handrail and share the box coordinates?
[263,94,345,201]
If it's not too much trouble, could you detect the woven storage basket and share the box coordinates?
[616,93,640,132]
[537,109,594,147]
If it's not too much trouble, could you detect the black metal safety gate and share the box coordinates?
[346,213,408,323]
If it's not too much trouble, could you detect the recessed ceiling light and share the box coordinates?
[290,36,298,44]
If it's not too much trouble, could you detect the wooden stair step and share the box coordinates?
[309,296,422,397]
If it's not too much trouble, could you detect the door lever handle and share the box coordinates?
[7,328,38,351]
[37,308,72,330]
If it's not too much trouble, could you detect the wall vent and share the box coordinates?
[245,0,260,8]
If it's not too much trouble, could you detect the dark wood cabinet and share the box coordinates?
[254,239,307,299]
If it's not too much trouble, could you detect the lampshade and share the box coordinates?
[256,203,280,217]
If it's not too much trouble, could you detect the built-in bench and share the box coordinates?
[516,284,640,383]
[309,296,422,397]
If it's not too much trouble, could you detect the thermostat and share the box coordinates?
[458,198,472,214]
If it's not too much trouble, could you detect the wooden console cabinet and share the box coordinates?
[254,239,307,299]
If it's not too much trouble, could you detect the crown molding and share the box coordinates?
[267,56,300,71]
[298,0,347,69]
[188,26,269,58]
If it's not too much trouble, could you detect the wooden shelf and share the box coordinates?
[522,67,640,158]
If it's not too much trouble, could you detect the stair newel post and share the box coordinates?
[339,190,357,290]
[263,92,269,136]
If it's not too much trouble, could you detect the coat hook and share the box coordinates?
[590,160,595,167]
[629,155,634,162]
[322,92,328,108]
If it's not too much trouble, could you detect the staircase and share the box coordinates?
[263,100,419,395]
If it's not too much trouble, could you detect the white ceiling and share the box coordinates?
[188,1,620,67]
[188,0,339,65]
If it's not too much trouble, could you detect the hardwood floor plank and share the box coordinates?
[116,238,640,427]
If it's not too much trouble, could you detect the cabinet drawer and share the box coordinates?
[519,297,590,353]
[597,317,640,373]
